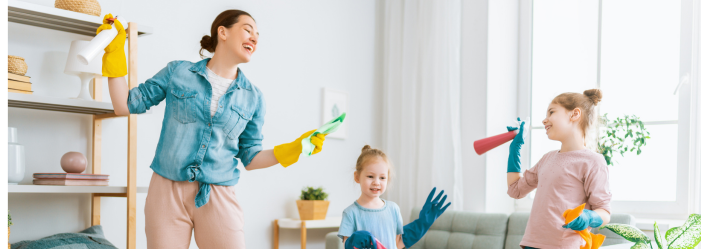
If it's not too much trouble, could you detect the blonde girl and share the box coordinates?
[340,145,451,249]
[506,89,612,249]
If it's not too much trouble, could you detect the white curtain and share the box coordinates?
[381,0,464,219]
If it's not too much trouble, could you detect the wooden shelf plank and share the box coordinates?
[8,0,153,36]
[277,217,342,229]
[8,92,115,115]
[8,185,148,194]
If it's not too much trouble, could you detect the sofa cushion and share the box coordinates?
[505,212,636,248]
[409,208,508,249]
[505,212,529,249]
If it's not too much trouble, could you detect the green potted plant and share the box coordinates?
[598,114,651,166]
[600,214,701,249]
[297,186,329,220]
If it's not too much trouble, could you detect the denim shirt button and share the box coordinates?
[202,145,205,148]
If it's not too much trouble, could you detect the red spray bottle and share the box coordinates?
[473,118,529,155]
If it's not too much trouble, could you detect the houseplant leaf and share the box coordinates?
[631,241,651,249]
[600,223,651,243]
[654,222,667,249]
[667,227,680,241]
[667,214,701,249]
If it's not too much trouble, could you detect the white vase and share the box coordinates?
[8,127,25,184]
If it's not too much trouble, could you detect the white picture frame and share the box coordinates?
[322,88,348,139]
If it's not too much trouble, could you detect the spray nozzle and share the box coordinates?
[106,16,118,25]
[514,117,530,140]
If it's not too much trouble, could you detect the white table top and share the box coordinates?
[601,243,635,248]
[277,217,342,229]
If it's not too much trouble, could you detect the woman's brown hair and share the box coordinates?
[199,9,254,58]
[551,89,603,149]
[355,145,392,184]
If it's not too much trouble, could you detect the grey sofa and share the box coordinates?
[326,208,635,249]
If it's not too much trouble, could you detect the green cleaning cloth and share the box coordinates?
[301,112,346,157]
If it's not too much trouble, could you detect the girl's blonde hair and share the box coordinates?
[355,145,392,183]
[551,89,603,150]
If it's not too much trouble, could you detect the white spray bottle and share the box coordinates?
[77,17,123,65]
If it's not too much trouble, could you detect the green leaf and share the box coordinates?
[299,186,329,200]
[655,222,667,249]
[631,241,652,249]
[667,214,701,249]
[667,227,680,241]
[601,223,651,243]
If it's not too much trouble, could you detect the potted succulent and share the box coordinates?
[598,114,651,166]
[600,214,701,249]
[296,186,329,220]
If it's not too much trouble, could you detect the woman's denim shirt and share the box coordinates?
[127,58,265,207]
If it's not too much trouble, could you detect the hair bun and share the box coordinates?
[361,145,373,153]
[583,89,602,106]
[199,35,215,54]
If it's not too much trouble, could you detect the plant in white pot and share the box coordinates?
[297,186,329,220]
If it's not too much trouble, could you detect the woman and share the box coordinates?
[98,10,326,248]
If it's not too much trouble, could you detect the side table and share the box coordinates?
[274,217,342,249]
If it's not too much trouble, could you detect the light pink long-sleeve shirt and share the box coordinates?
[508,149,612,249]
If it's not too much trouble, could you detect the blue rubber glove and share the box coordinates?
[507,117,525,173]
[402,187,451,248]
[562,209,603,231]
[345,231,378,249]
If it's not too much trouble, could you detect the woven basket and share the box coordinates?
[55,0,101,16]
[8,56,27,76]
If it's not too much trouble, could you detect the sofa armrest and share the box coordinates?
[326,232,343,249]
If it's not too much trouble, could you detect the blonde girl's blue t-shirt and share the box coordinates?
[338,199,404,249]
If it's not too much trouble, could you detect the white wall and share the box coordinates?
[8,1,379,248]
[460,0,519,213]
[485,0,519,214]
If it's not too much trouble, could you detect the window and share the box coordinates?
[520,0,695,216]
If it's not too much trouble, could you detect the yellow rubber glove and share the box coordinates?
[274,130,326,167]
[96,14,127,77]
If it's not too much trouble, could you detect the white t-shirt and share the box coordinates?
[205,67,235,117]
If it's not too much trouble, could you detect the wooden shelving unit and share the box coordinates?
[8,1,151,248]
[8,185,148,194]
[8,0,153,36]
[8,92,115,115]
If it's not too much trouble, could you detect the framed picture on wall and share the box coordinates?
[322,88,348,139]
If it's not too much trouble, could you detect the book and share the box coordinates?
[33,179,109,186]
[33,173,109,180]
[8,80,31,91]
[8,73,30,83]
[8,88,33,94]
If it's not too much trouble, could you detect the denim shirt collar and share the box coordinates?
[189,58,252,91]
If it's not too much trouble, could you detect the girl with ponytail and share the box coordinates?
[505,89,612,249]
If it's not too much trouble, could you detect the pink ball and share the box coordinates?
[60,152,87,173]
